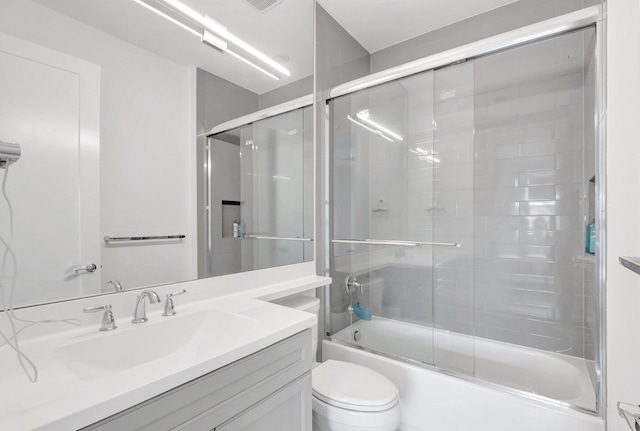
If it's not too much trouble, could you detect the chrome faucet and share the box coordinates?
[132,290,161,323]
[106,280,124,292]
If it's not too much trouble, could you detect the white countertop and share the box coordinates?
[0,274,330,431]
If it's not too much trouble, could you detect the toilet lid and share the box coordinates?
[312,360,399,412]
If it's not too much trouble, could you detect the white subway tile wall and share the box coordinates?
[470,29,595,358]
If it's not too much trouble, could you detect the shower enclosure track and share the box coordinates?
[328,5,602,99]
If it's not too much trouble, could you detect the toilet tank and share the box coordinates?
[271,295,320,358]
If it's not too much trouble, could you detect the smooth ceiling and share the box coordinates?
[317,0,521,53]
[31,0,521,93]
[31,0,313,95]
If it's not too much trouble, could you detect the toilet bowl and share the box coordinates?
[312,360,401,431]
[272,295,402,431]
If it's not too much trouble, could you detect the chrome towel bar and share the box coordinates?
[104,235,185,242]
[247,235,313,242]
[332,239,461,248]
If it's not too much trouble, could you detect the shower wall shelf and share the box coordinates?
[619,257,640,276]
[104,235,185,243]
[332,239,461,248]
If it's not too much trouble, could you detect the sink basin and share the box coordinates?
[56,309,257,380]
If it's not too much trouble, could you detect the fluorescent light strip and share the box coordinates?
[357,110,403,141]
[131,0,281,80]
[223,33,290,77]
[347,115,394,142]
[226,49,280,80]
[157,0,290,76]
[131,0,200,37]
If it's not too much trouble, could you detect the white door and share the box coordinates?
[0,33,100,307]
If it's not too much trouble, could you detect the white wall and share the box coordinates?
[0,0,196,292]
[606,0,640,429]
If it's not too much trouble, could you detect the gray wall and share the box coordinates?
[196,68,259,134]
[196,69,259,278]
[315,3,371,355]
[259,75,313,110]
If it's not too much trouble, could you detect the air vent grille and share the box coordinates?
[243,0,283,13]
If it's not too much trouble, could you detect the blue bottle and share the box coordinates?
[585,219,595,255]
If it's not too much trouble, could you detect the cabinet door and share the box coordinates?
[216,373,311,431]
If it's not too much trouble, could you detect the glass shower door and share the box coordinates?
[329,71,437,365]
[431,62,476,376]
[327,25,597,411]
[242,108,309,270]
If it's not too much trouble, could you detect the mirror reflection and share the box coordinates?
[0,0,313,308]
[204,103,313,277]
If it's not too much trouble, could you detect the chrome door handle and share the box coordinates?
[74,263,97,274]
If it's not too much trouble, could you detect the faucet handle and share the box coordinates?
[83,304,117,331]
[345,275,363,295]
[163,289,187,316]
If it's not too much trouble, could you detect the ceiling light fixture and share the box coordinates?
[226,49,280,80]
[131,0,200,37]
[130,0,288,80]
[356,110,403,141]
[153,0,290,77]
[347,115,394,142]
[202,29,227,53]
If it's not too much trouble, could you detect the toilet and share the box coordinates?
[272,295,402,431]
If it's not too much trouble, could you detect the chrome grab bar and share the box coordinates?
[332,239,461,248]
[247,235,313,242]
[104,235,185,242]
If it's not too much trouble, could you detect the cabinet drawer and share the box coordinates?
[215,373,311,431]
[82,329,311,431]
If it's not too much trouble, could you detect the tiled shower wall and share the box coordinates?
[469,30,595,358]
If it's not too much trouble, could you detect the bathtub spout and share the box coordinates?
[350,302,372,321]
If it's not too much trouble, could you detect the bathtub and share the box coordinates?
[326,317,602,431]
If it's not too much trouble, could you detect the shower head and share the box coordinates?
[0,141,20,168]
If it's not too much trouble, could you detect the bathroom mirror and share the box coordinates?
[0,0,314,308]
[202,102,314,277]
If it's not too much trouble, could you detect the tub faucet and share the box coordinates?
[348,302,372,321]
[132,290,161,323]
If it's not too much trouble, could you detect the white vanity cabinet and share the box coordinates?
[81,330,312,431]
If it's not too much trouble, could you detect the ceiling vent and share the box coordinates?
[243,0,283,13]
